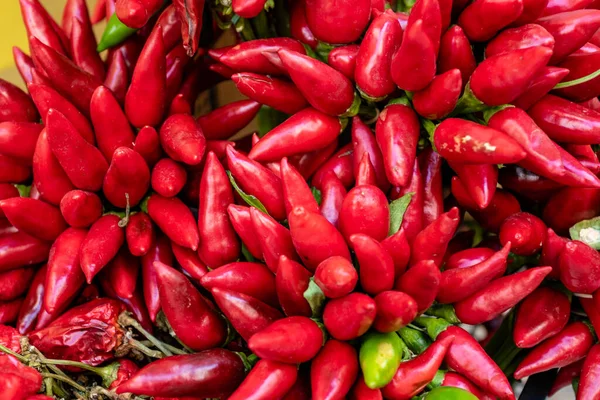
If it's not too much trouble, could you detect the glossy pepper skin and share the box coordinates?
[515,322,595,379]
[229,359,297,400]
[116,350,246,398]
[249,316,324,363]
[359,331,407,389]
[351,234,395,295]
[17,265,46,334]
[198,100,261,141]
[323,293,376,340]
[227,205,263,260]
[290,0,317,48]
[355,10,402,100]
[251,208,299,272]
[543,188,600,234]
[311,143,355,190]
[29,85,87,138]
[60,190,102,229]
[311,340,359,400]
[172,0,205,55]
[304,0,371,44]
[147,194,199,251]
[375,102,421,187]
[232,73,308,115]
[578,343,600,399]
[339,185,390,243]
[79,215,125,283]
[151,158,187,197]
[103,147,151,208]
[276,255,312,317]
[450,162,498,210]
[383,336,455,399]
[513,287,570,348]
[101,247,139,300]
[395,260,441,313]
[0,230,50,272]
[485,24,555,57]
[556,50,600,102]
[314,256,358,298]
[558,240,600,294]
[249,108,341,162]
[373,291,417,333]
[413,69,462,119]
[0,198,66,242]
[437,26,477,87]
[329,45,360,80]
[410,208,460,267]
[126,212,154,256]
[512,66,570,110]
[499,212,546,256]
[160,113,206,166]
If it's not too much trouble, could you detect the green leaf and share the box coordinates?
[257,105,288,137]
[227,171,269,214]
[303,278,326,318]
[388,193,413,236]
[570,216,600,249]
[311,187,322,206]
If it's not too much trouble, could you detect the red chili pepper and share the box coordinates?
[12,47,35,85]
[437,25,476,87]
[133,126,162,167]
[413,69,462,119]
[290,0,317,48]
[250,109,341,162]
[485,23,555,58]
[249,316,323,363]
[0,231,50,273]
[139,234,172,322]
[373,291,417,333]
[104,51,129,104]
[116,349,246,397]
[514,321,595,379]
[125,212,154,257]
[0,122,42,166]
[458,0,524,42]
[537,10,600,64]
[0,353,42,399]
[160,114,206,168]
[232,73,308,115]
[147,194,199,251]
[469,47,552,106]
[339,185,389,243]
[395,260,441,313]
[382,228,410,277]
[251,207,299,272]
[352,117,388,192]
[449,163,497,210]
[513,66,570,110]
[168,94,192,116]
[198,100,261,141]
[79,215,125,283]
[455,266,552,324]
[101,247,139,300]
[513,286,570,349]
[16,265,46,334]
[0,197,66,241]
[155,6,181,50]
[548,359,584,396]
[0,298,24,324]
[172,0,204,55]
[408,0,443,53]
[433,118,527,164]
[304,0,371,44]
[390,19,437,91]
[59,190,101,229]
[317,172,346,228]
[438,242,510,304]
[230,359,298,400]
[232,0,265,18]
[392,159,424,244]
[314,256,358,299]
[289,205,351,271]
[436,371,492,399]
[355,10,402,100]
[164,46,188,103]
[410,208,460,267]
[20,0,68,55]
[349,234,394,295]
[349,374,384,399]
[438,326,515,400]
[577,343,600,399]
[323,292,376,340]
[151,158,187,198]
[0,185,19,219]
[125,25,165,128]
[115,0,162,28]
[1,80,36,124]
[356,154,379,192]
[1,155,29,185]
[328,45,360,80]
[69,17,104,81]
[539,228,568,278]
[311,143,355,190]
[0,266,34,302]
[30,37,101,116]
[227,205,263,260]
[498,212,546,256]
[276,255,312,317]
[311,340,359,399]
[103,147,150,208]
[556,51,600,102]
[543,188,600,233]
[558,240,600,293]
[280,157,320,216]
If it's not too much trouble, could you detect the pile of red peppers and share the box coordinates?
[2,0,600,398]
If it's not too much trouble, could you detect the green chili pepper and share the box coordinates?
[97,13,138,52]
[423,386,479,400]
[359,331,409,389]
[398,326,432,355]
[414,316,452,340]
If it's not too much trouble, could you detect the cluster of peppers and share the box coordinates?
[2,0,600,398]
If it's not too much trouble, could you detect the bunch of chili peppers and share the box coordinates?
[2,0,600,398]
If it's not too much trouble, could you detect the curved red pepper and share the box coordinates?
[315,255,358,299]
[160,113,206,166]
[280,157,320,216]
[147,195,199,251]
[352,117,388,192]
[408,0,442,53]
[12,47,35,85]
[227,204,263,260]
[539,228,568,278]
[413,69,462,119]
[151,158,187,198]
[230,359,298,400]
[382,228,410,277]
[311,143,355,190]
[140,233,172,322]
[43,227,87,313]
[79,215,124,283]
[356,155,379,194]
[232,73,308,115]
[101,247,139,300]
[382,335,454,399]
[0,231,50,272]
[251,207,299,272]
[172,0,204,55]
[556,51,600,102]
[212,286,282,342]
[125,212,154,257]
[455,266,552,324]
[513,286,570,349]
[438,326,515,400]
[290,0,318,49]
[328,45,360,80]
[548,359,583,396]
[0,266,34,302]
[276,255,312,317]
[319,171,347,228]
[350,234,395,295]
[104,51,129,104]
[434,118,527,164]
[250,108,340,162]
[339,185,389,243]
[116,350,246,398]
[513,66,570,110]
[438,243,510,304]
[0,198,66,241]
[543,188,600,233]
[323,293,376,340]
[373,291,417,333]
[558,240,600,293]
[499,212,546,255]
[578,343,600,399]
[485,23,555,58]
[311,340,359,400]
[395,260,441,313]
[69,16,104,81]
[514,321,594,379]
[133,126,162,167]
[410,208,460,267]
[0,122,42,166]
[458,0,523,42]
[470,46,552,106]
[355,10,402,100]
[304,0,371,44]
[20,0,68,55]
[103,147,150,208]
[249,316,324,363]
[198,100,261,141]
[17,264,46,334]
[390,19,436,91]
[449,163,497,210]
[437,25,476,87]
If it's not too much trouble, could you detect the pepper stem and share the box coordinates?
[42,373,88,393]
[554,68,600,89]
[119,312,174,357]
[424,304,461,324]
[414,316,452,340]
[0,343,27,362]
[449,83,488,116]
[118,193,131,228]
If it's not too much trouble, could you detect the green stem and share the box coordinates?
[554,68,600,89]
[42,373,87,393]
[127,338,164,359]
[118,193,131,228]
[120,312,173,356]
[0,343,27,362]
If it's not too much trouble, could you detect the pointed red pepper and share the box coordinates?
[312,143,355,190]
[311,340,359,400]
[28,83,94,145]
[227,205,263,260]
[355,153,378,187]
[382,228,411,278]
[556,51,600,102]
[0,79,37,123]
[125,212,154,257]
[577,343,600,399]
[12,47,35,85]
[276,255,312,317]
[413,69,462,119]
[115,0,162,28]
[20,0,68,55]
[0,198,66,242]
[232,73,308,115]
[230,359,298,400]
[251,207,299,272]
[437,25,476,87]
[558,240,600,293]
[290,0,317,48]
[280,157,320,216]
[323,293,377,340]
[339,185,390,243]
[382,336,454,399]
[543,188,600,233]
[30,37,101,115]
[79,215,125,283]
[514,321,594,379]
[395,260,441,313]
[147,194,199,251]
[103,147,150,208]
[391,160,424,244]
[352,117,388,192]
[141,233,173,321]
[449,162,497,210]
[100,247,139,300]
[249,316,324,363]
[0,122,43,166]
[133,126,162,167]
[16,265,46,334]
[391,19,437,91]
[104,51,129,105]
[458,0,524,41]
[90,86,135,162]
[304,0,371,44]
[499,212,546,256]
[373,291,417,333]
[249,108,341,162]
[434,118,527,164]
[0,266,35,302]
[159,113,206,165]
[172,0,205,55]
[485,23,555,58]
[513,66,570,110]
[46,109,108,191]
[32,129,73,205]
[408,0,443,53]
[70,17,105,81]
[43,227,86,313]
[538,10,600,64]
[198,99,261,140]
[355,10,403,100]
[539,228,568,278]
[125,25,166,128]
[548,360,584,396]
[350,234,395,295]
[410,208,460,267]
[328,45,360,80]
